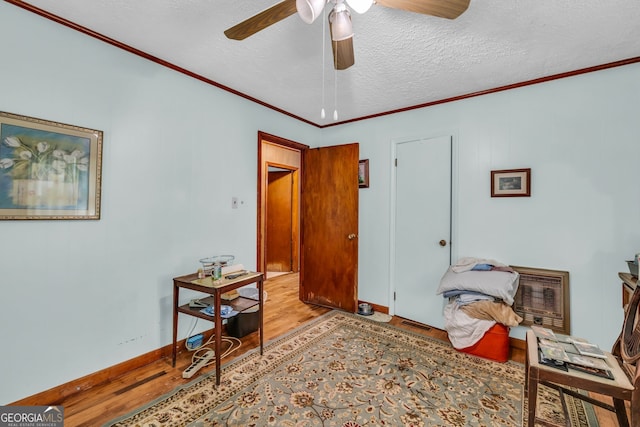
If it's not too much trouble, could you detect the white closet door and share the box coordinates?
[394,135,452,328]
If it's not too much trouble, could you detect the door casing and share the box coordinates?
[257,132,306,274]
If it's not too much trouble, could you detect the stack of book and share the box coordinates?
[531,325,614,380]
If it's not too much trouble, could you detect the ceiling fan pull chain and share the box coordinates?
[333,66,338,121]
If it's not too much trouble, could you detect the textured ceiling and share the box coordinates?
[10,0,640,126]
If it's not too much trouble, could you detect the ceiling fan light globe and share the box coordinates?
[346,0,373,14]
[296,0,326,24]
[329,9,353,41]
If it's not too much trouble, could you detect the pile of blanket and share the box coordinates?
[436,257,523,349]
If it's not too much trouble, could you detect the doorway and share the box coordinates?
[257,132,306,279]
[266,166,295,277]
[257,133,360,313]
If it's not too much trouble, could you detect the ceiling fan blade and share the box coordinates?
[375,0,470,19]
[332,37,355,70]
[224,0,298,40]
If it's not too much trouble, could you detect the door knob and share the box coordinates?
[439,240,447,247]
[348,233,357,240]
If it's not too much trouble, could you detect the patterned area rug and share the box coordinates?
[106,311,598,426]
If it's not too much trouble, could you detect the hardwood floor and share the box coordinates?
[28,273,619,426]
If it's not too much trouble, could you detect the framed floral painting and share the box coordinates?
[0,112,103,220]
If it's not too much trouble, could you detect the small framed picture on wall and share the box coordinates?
[491,168,531,197]
[359,159,369,188]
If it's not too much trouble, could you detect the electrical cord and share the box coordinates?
[185,317,198,343]
[182,290,267,369]
[191,335,242,367]
[184,318,242,367]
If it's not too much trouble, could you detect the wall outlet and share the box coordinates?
[232,197,238,209]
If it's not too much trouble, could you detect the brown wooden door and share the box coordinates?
[301,143,359,312]
[266,170,293,272]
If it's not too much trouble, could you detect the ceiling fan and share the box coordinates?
[224,0,471,70]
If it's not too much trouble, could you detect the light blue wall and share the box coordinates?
[1,1,639,404]
[0,3,319,404]
[326,64,640,349]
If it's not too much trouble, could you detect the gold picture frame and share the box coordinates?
[0,112,103,220]
[491,168,531,197]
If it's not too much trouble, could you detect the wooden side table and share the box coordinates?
[172,271,264,385]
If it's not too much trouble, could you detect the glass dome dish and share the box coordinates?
[199,255,235,277]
